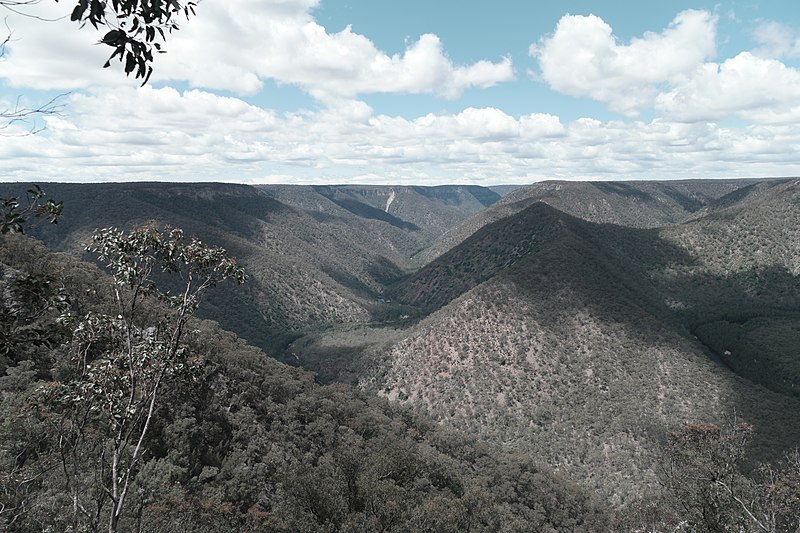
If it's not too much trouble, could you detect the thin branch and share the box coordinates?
[0,93,69,135]
[0,17,10,57]
[0,0,65,22]
[714,479,770,533]
[0,1,47,9]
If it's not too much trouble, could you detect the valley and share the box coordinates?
[1,177,799,530]
[5,2,800,530]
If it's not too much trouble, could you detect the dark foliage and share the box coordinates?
[0,233,610,532]
[60,0,197,83]
[0,185,62,235]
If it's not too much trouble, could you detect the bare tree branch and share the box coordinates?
[0,0,63,22]
[0,15,69,134]
[0,15,11,58]
[714,479,771,533]
[0,93,68,135]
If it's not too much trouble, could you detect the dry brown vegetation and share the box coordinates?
[357,179,800,509]
[3,177,799,530]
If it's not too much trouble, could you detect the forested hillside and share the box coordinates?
[422,178,782,264]
[659,178,800,397]
[5,0,800,528]
[0,183,498,359]
[361,198,800,506]
[2,178,799,531]
[0,233,610,532]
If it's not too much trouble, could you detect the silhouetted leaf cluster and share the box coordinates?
[59,0,197,83]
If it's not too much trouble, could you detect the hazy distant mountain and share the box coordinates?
[488,184,523,197]
[422,178,780,264]
[258,184,500,266]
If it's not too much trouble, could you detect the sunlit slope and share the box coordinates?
[363,200,800,504]
[664,178,800,276]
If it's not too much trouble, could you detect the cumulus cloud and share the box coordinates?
[656,52,800,124]
[0,0,513,100]
[3,87,800,184]
[0,2,125,89]
[4,5,800,184]
[752,20,800,59]
[531,9,716,115]
[531,9,800,125]
[157,2,514,100]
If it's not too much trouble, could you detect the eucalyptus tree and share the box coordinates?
[38,225,245,532]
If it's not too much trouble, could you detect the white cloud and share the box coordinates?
[3,87,800,185]
[531,9,716,116]
[3,5,800,185]
[158,3,514,100]
[656,52,800,124]
[0,0,514,100]
[531,9,800,125]
[0,2,126,90]
[752,20,800,59]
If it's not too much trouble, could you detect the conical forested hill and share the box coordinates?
[360,199,800,506]
[393,202,571,312]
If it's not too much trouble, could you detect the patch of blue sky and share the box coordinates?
[313,0,800,121]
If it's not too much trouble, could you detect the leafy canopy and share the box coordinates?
[0,185,63,234]
[35,224,245,532]
[59,0,197,83]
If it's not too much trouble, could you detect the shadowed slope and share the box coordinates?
[0,183,421,357]
[656,178,800,397]
[361,199,800,506]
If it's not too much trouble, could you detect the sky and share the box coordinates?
[1,0,800,185]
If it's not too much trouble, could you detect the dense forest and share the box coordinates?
[3,0,799,529]
[1,180,799,531]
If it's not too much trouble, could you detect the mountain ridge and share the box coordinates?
[0,181,502,358]
[421,177,789,265]
[353,188,800,504]
[3,178,798,513]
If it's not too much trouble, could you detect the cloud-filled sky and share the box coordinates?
[1,0,800,184]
